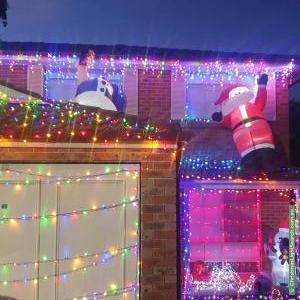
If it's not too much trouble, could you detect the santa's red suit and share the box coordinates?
[213,77,274,158]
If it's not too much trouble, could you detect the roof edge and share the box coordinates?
[0,41,299,64]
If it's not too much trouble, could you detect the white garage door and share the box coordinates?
[0,163,140,300]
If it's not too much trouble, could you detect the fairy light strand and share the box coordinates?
[0,244,137,270]
[65,285,137,300]
[0,244,137,284]
[0,199,138,223]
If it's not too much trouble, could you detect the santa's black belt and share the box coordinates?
[232,117,264,131]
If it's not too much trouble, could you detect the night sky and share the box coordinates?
[1,0,300,56]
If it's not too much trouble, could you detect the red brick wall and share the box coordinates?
[0,145,178,300]
[260,190,289,271]
[138,70,171,123]
[0,65,28,90]
[270,76,290,159]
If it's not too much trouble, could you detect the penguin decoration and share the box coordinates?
[73,50,126,112]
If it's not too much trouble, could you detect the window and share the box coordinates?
[45,70,124,101]
[181,187,296,298]
[186,75,276,121]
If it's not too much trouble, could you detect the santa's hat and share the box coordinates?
[214,84,245,105]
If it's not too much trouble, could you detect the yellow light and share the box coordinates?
[110,283,117,290]
[109,247,118,256]
[10,219,18,226]
[46,172,51,176]
[33,279,38,285]
[92,205,97,210]
[70,131,75,136]
[73,258,82,269]
[131,230,137,236]
[46,133,51,138]
[15,184,22,191]
[92,136,97,142]
[86,171,90,176]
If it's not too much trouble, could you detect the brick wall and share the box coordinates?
[138,70,171,123]
[0,145,178,300]
[260,190,289,271]
[0,65,28,90]
[269,76,290,160]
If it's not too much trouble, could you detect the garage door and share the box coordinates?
[0,163,140,300]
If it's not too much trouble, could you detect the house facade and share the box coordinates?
[0,42,299,299]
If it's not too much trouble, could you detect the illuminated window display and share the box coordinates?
[180,184,299,299]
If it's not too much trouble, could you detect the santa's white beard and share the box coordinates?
[221,91,255,116]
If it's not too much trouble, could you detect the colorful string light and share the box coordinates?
[0,244,137,275]
[0,101,166,143]
[0,164,140,299]
[0,167,139,185]
[65,284,137,300]
[0,53,293,80]
[0,198,138,224]
[181,187,300,298]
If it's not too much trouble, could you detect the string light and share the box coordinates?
[0,199,138,224]
[0,244,137,284]
[65,285,137,300]
[0,164,139,300]
[181,186,299,299]
[0,167,139,185]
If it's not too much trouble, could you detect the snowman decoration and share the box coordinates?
[264,220,289,287]
[73,50,126,112]
[211,74,278,176]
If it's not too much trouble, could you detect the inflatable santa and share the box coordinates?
[212,74,277,177]
[73,50,126,112]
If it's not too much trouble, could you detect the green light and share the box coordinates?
[83,211,88,215]
[40,215,49,226]
[25,179,30,184]
[42,256,48,261]
[105,167,110,173]
[1,265,8,273]
[3,281,7,286]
